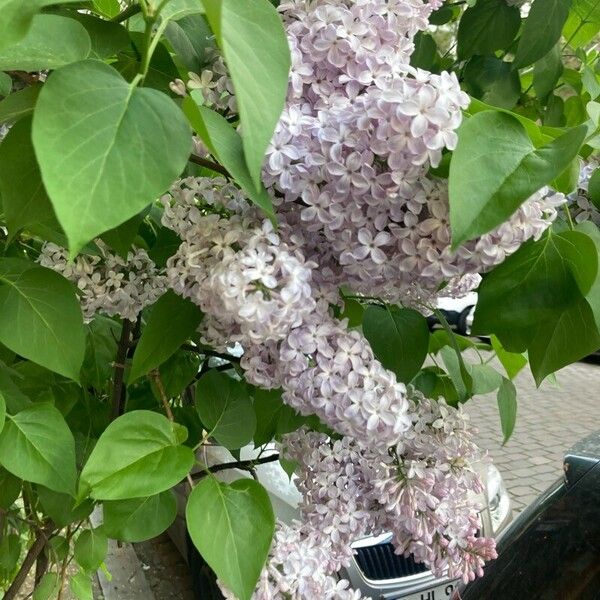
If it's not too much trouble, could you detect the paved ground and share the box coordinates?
[465,358,600,513]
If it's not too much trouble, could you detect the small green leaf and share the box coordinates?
[0,15,90,72]
[362,305,429,383]
[0,84,41,125]
[153,350,201,399]
[32,59,192,255]
[490,334,528,380]
[79,410,195,500]
[497,377,517,443]
[0,403,77,494]
[37,486,94,528]
[70,571,93,600]
[103,491,177,542]
[463,56,521,109]
[195,371,256,449]
[467,363,503,395]
[92,0,121,18]
[165,15,214,73]
[81,317,121,391]
[202,0,290,188]
[533,45,564,101]
[457,0,520,59]
[450,111,587,247]
[439,346,472,402]
[0,259,85,380]
[74,528,108,573]
[0,72,11,97]
[588,168,600,209]
[513,0,572,68]
[0,534,21,575]
[0,468,20,508]
[186,477,275,600]
[72,13,130,59]
[129,291,203,383]
[183,99,275,220]
[253,388,300,446]
[0,116,58,242]
[161,0,205,20]
[33,572,59,600]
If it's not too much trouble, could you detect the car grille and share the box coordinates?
[354,543,429,580]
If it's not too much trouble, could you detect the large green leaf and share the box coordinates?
[32,59,192,255]
[513,0,572,68]
[79,410,194,500]
[529,295,600,383]
[0,116,58,242]
[563,0,600,48]
[195,371,256,449]
[74,528,107,573]
[0,259,85,381]
[70,572,92,600]
[103,491,177,542]
[183,99,275,220]
[0,403,77,494]
[161,0,205,20]
[362,305,429,383]
[0,14,90,72]
[186,477,275,600]
[129,291,202,384]
[449,111,587,247]
[252,388,301,447]
[457,0,520,59]
[70,13,130,60]
[202,0,290,188]
[0,0,81,52]
[490,335,528,380]
[473,230,598,345]
[497,378,517,443]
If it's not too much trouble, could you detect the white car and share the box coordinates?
[169,443,512,600]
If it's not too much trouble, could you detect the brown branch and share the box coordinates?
[188,155,230,178]
[110,319,133,421]
[150,369,174,422]
[191,453,280,481]
[3,522,55,600]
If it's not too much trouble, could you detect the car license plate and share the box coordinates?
[400,580,458,600]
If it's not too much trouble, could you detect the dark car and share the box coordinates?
[454,430,600,600]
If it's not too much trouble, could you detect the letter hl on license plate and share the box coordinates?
[400,580,458,600]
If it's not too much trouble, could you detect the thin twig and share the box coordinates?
[150,369,174,421]
[181,344,241,363]
[110,319,133,421]
[111,3,142,22]
[191,453,280,481]
[188,155,230,178]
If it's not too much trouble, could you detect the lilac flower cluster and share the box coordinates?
[258,0,561,304]
[567,160,600,226]
[373,394,497,582]
[38,241,167,322]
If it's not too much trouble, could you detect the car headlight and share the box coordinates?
[485,464,511,534]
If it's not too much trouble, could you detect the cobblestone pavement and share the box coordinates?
[465,358,600,513]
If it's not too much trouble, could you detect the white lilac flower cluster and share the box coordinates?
[162,177,317,349]
[38,241,167,322]
[257,0,561,303]
[223,395,495,600]
[162,177,494,598]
